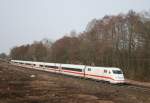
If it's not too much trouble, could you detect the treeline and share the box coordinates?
[0,53,8,59]
[10,10,150,81]
[10,39,52,62]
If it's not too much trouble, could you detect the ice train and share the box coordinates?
[11,60,125,84]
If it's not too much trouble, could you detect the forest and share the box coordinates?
[9,10,150,81]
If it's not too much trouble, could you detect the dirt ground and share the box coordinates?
[0,61,150,103]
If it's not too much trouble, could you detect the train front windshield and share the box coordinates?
[112,70,123,74]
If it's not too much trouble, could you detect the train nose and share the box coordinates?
[115,74,124,80]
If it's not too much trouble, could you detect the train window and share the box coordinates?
[45,65,57,68]
[62,67,82,72]
[112,70,122,74]
[88,68,91,71]
[104,70,107,73]
[40,65,44,67]
[109,71,111,74]
[25,63,31,65]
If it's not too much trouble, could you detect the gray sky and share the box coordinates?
[0,0,150,54]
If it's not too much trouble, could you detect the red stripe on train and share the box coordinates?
[62,69,115,80]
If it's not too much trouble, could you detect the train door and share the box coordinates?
[103,69,108,81]
[85,67,96,79]
[103,69,112,82]
[58,64,62,73]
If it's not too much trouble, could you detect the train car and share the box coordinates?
[11,60,125,84]
[84,66,124,83]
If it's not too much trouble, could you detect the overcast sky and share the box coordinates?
[0,0,150,54]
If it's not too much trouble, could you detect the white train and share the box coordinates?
[11,60,125,84]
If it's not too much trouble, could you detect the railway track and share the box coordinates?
[55,71,150,93]
[102,82,150,94]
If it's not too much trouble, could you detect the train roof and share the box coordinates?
[11,60,122,70]
[85,66,121,70]
[61,64,85,69]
